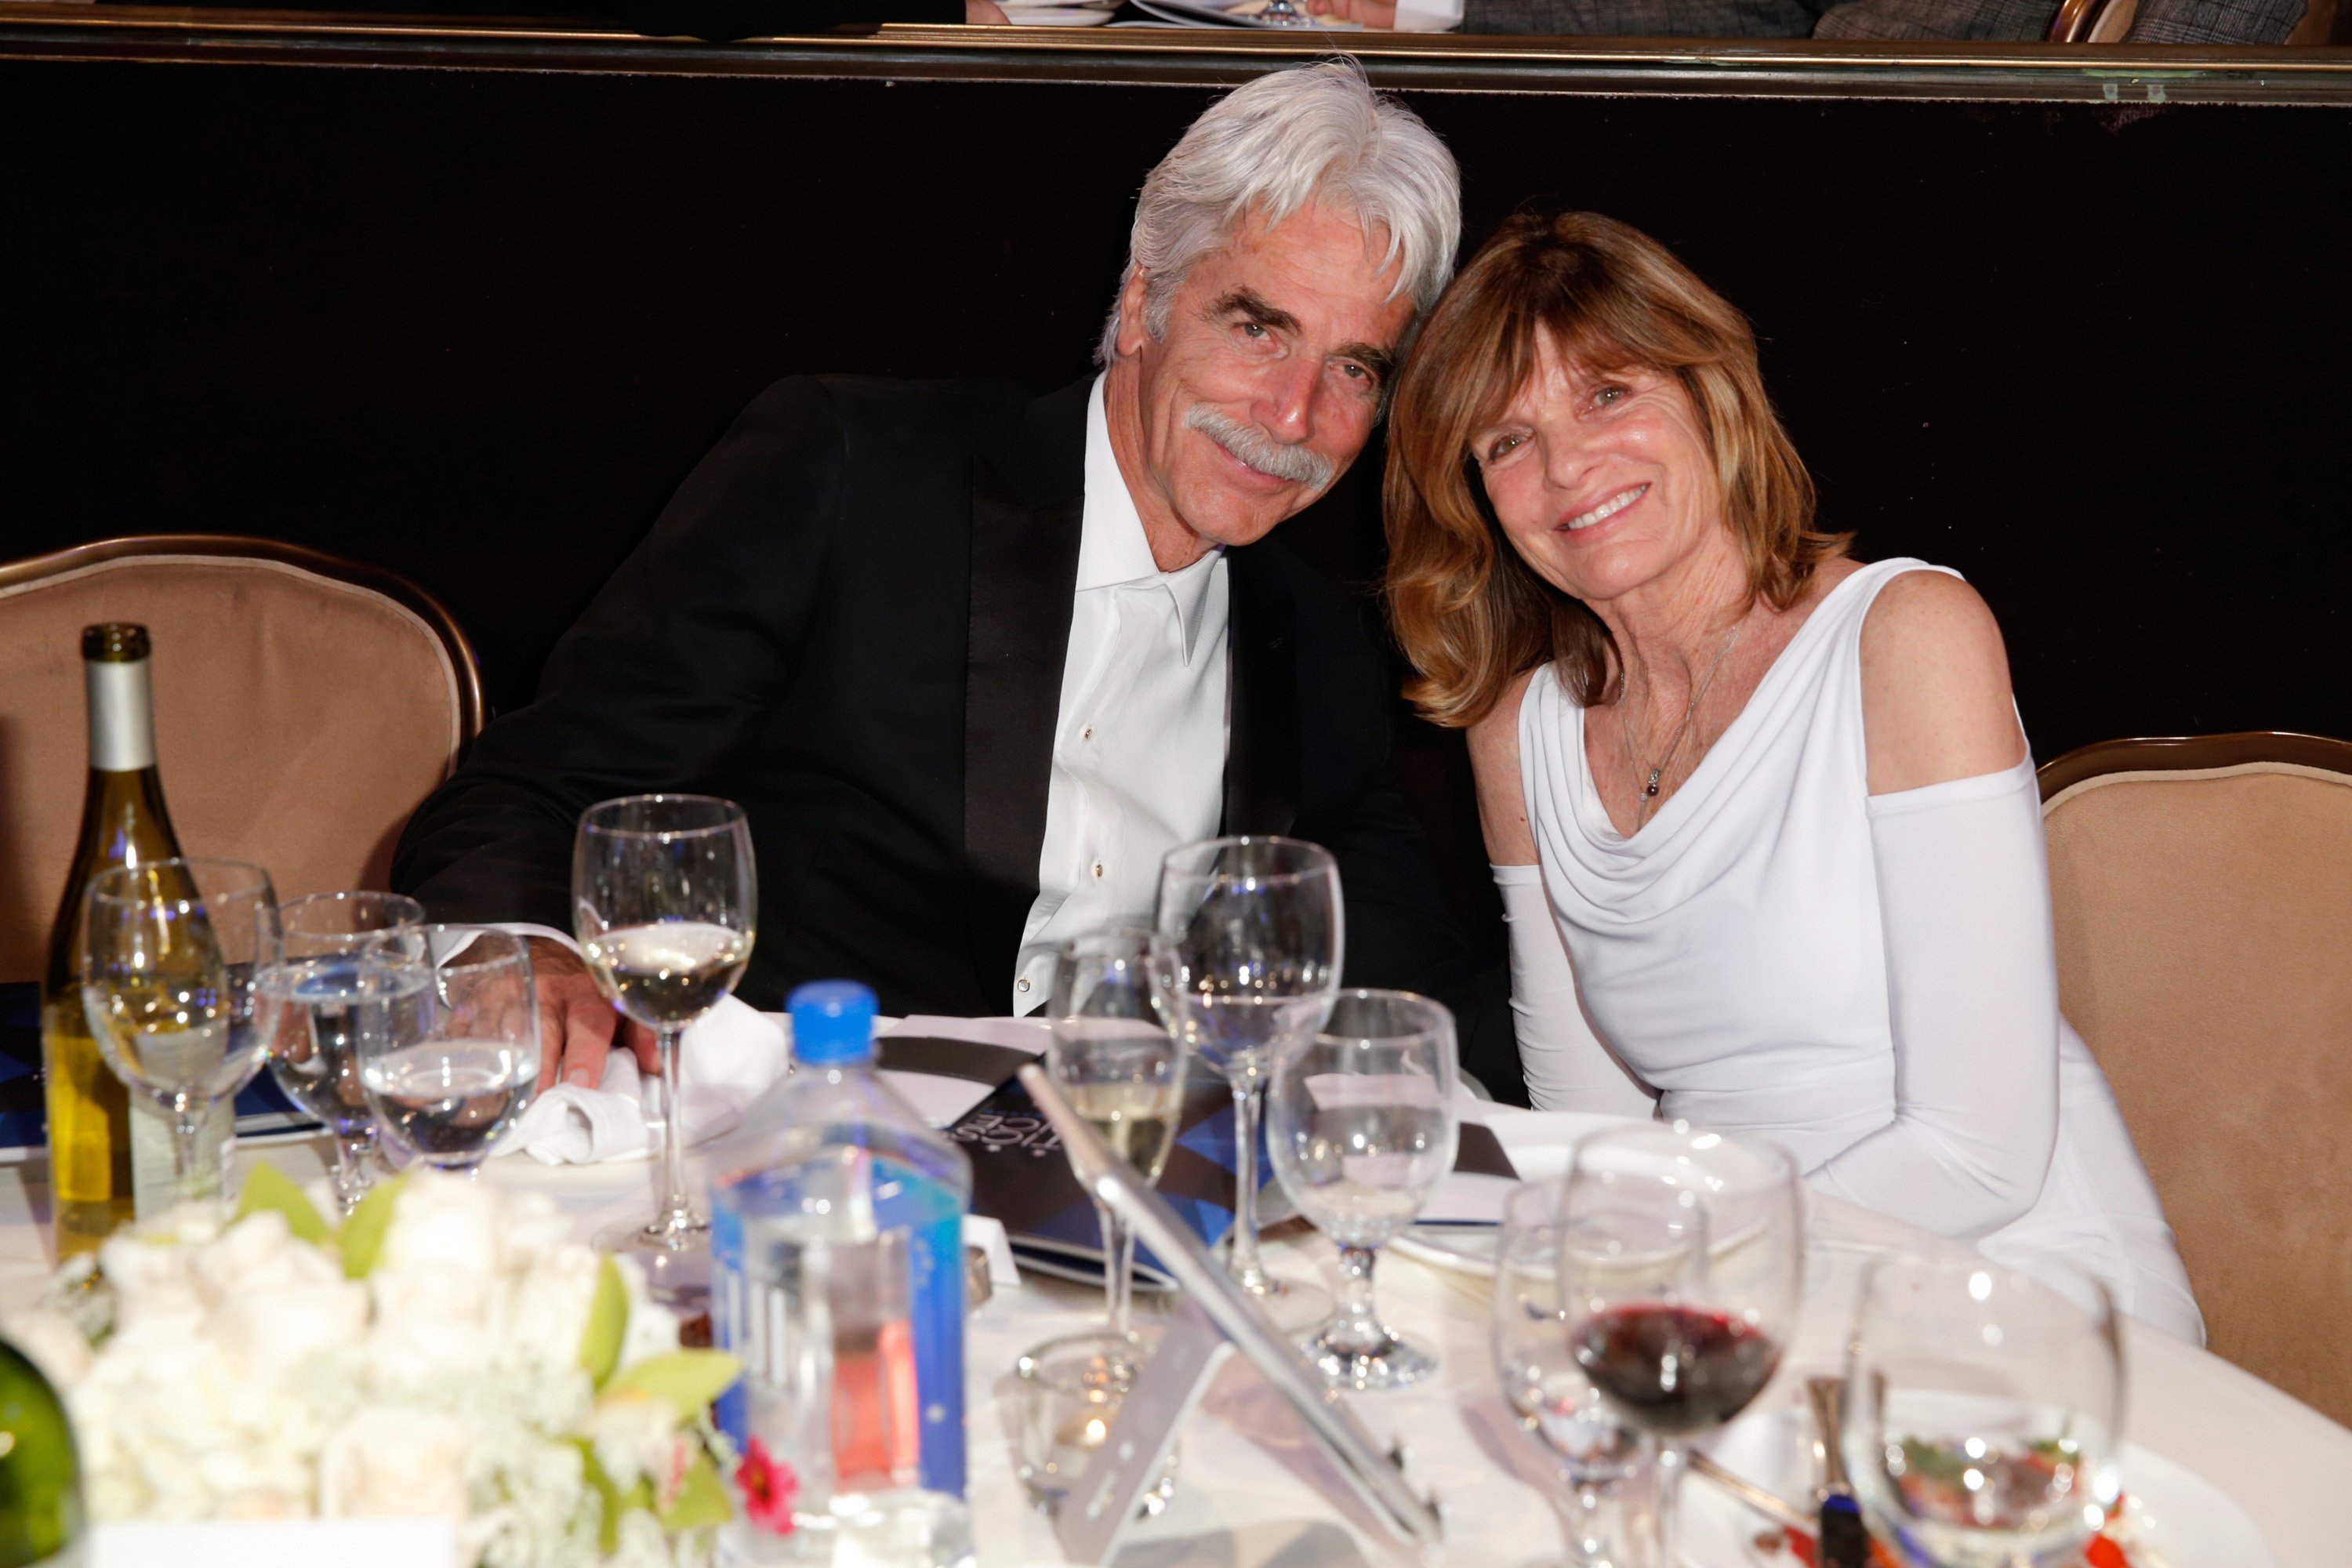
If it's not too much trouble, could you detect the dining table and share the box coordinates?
[2,1094,2345,1568]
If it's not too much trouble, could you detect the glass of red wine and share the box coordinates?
[1556,1121,1804,1568]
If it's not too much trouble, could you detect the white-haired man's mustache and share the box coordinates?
[1183,406,1334,492]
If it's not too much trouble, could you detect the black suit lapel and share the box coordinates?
[962,379,1089,1003]
[1221,547,1300,837]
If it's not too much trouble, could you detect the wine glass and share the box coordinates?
[1842,1254,2123,1568]
[1154,835,1341,1327]
[1045,926,1189,1354]
[1264,988,1456,1389]
[355,926,541,1177]
[1556,1121,1803,1568]
[80,859,281,1207]
[257,890,425,1213]
[573,794,757,1308]
[1492,1179,1652,1568]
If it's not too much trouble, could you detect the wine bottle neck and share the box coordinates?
[85,656,156,771]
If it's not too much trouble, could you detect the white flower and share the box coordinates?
[2,1308,93,1387]
[504,1240,601,1374]
[318,1405,471,1519]
[196,1212,369,1382]
[585,1391,677,1494]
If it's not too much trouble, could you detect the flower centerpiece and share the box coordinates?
[8,1167,739,1567]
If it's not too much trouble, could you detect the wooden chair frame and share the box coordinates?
[2038,729,2352,799]
[0,534,487,751]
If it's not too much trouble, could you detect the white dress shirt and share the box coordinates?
[1009,376,1231,1014]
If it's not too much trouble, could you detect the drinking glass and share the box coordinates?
[258,890,425,1212]
[355,926,541,1176]
[1492,1179,1652,1568]
[1045,927,1188,1352]
[1556,1121,1803,1568]
[1153,835,1341,1326]
[81,859,281,1206]
[1264,988,1456,1389]
[573,794,757,1308]
[1013,1328,1178,1519]
[1841,1254,2123,1568]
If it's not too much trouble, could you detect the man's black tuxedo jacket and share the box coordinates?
[392,375,1475,1017]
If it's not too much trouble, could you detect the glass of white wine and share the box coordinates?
[355,926,541,1176]
[80,859,281,1206]
[1045,927,1189,1352]
[573,793,757,1310]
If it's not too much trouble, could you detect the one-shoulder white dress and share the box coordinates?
[1507,557,2204,1341]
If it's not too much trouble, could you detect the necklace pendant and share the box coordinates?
[1642,770,1664,799]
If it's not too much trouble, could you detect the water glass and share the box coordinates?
[356,926,541,1176]
[1264,988,1457,1390]
[573,793,757,1310]
[1046,927,1187,1352]
[1842,1254,2122,1568]
[1154,835,1341,1327]
[1557,1122,1803,1568]
[81,859,281,1206]
[1492,1179,1652,1568]
[259,890,426,1212]
[1013,1329,1178,1519]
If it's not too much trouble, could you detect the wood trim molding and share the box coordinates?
[0,533,487,751]
[2036,730,2352,800]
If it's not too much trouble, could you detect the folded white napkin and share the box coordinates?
[502,995,792,1166]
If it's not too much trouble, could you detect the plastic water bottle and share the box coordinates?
[704,982,975,1566]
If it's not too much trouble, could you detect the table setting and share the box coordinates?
[7,791,2350,1568]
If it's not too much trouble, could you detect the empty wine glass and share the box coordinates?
[1154,835,1341,1328]
[574,793,757,1309]
[356,926,541,1176]
[1842,1254,2122,1568]
[257,890,425,1213]
[1046,927,1189,1354]
[81,860,280,1207]
[1265,988,1456,1389]
[1557,1122,1803,1568]
[1492,1179,1653,1568]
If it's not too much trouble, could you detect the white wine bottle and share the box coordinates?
[0,1334,83,1567]
[40,622,227,1258]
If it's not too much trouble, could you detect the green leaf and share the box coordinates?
[579,1253,630,1389]
[655,1447,731,1533]
[235,1163,333,1247]
[336,1175,406,1279]
[575,1439,653,1556]
[603,1349,742,1421]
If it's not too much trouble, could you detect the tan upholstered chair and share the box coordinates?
[0,536,484,982]
[2040,732,2352,1425]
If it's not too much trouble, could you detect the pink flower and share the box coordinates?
[737,1437,800,1535]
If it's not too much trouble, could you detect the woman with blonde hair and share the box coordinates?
[1385,209,2201,1338]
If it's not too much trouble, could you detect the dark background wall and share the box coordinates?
[7,53,2350,936]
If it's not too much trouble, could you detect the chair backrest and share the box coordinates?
[2040,731,2352,1425]
[0,536,484,982]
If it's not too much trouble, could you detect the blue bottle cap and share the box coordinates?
[788,980,877,1065]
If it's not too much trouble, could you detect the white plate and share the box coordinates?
[1001,2,1116,19]
[1129,0,1362,28]
[1392,1224,1501,1277]
[1686,1406,2276,1568]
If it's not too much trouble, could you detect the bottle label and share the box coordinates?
[85,659,156,771]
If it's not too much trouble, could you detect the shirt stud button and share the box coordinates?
[1082,725,1094,741]
[1016,978,1032,993]
[1093,862,1105,880]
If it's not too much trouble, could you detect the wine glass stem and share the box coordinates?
[1227,1076,1269,1293]
[1331,1243,1381,1351]
[653,1023,698,1235]
[1650,1439,1685,1568]
[169,1102,211,1204]
[330,1131,373,1214]
[1095,1200,1135,1340]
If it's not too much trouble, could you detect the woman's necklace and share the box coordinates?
[1620,615,1748,829]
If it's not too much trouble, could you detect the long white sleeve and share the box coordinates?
[1810,760,2061,1239]
[1497,862,1658,1116]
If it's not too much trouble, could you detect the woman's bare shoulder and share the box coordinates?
[1468,668,1542,866]
[1859,568,2024,793]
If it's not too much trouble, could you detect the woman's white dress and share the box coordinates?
[1508,557,2204,1341]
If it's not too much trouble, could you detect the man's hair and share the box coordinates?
[1096,60,1461,366]
[1385,209,1849,728]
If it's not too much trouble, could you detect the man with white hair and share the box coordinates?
[394,61,1472,1087]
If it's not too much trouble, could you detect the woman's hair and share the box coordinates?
[1384,209,1848,727]
[1096,60,1461,366]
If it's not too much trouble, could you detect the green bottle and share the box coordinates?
[0,1336,83,1566]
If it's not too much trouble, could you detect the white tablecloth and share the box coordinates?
[5,1107,2347,1568]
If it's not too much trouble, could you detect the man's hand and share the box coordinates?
[1305,0,1397,24]
[965,0,1009,20]
[528,937,661,1092]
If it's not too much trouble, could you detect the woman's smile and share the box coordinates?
[1557,481,1650,535]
